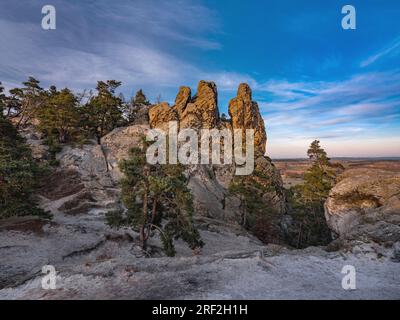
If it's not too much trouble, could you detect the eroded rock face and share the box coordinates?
[149,102,178,132]
[325,169,400,244]
[42,142,119,216]
[101,124,149,181]
[174,86,191,115]
[35,81,284,240]
[148,81,286,230]
[19,126,49,160]
[149,81,219,131]
[229,83,267,155]
[38,125,150,217]
[179,81,219,130]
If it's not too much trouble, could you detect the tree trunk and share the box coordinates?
[140,190,148,251]
[151,197,157,225]
[140,166,150,251]
[139,225,147,251]
[59,128,66,144]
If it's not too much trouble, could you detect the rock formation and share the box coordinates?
[228,83,267,155]
[149,81,219,130]
[325,168,400,245]
[39,80,285,238]
[148,102,178,132]
[2,82,400,299]
[149,81,286,229]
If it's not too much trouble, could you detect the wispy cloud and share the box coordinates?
[360,36,400,67]
[0,0,225,100]
[259,71,400,157]
[1,0,399,158]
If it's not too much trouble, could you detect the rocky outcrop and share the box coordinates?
[179,81,219,130]
[149,81,219,130]
[148,102,178,132]
[100,124,149,181]
[148,81,286,229]
[325,168,400,244]
[23,81,284,243]
[19,126,49,160]
[174,86,191,115]
[229,83,267,155]
[41,142,119,216]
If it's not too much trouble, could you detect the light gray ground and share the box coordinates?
[0,212,399,300]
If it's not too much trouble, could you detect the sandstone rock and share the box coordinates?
[101,124,149,181]
[179,81,219,130]
[149,81,219,131]
[228,83,267,155]
[325,168,400,244]
[2,221,399,299]
[187,165,241,223]
[147,81,285,229]
[19,126,49,160]
[40,125,151,216]
[253,156,286,214]
[174,86,191,115]
[42,142,120,216]
[149,102,178,132]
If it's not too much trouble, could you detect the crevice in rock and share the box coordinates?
[62,239,106,260]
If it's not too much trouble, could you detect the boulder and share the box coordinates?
[100,124,149,181]
[325,168,400,244]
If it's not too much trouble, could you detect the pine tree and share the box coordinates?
[37,87,80,144]
[106,138,203,256]
[0,116,49,219]
[12,77,47,128]
[229,167,282,244]
[301,140,336,202]
[125,89,151,123]
[82,80,124,143]
[133,89,150,106]
[287,140,340,248]
[0,83,6,116]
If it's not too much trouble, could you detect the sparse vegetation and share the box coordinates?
[229,167,282,244]
[81,80,125,144]
[1,77,152,218]
[106,137,203,256]
[0,110,49,219]
[285,140,341,248]
[124,89,151,123]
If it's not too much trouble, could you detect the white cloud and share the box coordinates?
[360,36,400,67]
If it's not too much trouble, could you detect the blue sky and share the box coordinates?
[0,0,399,158]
